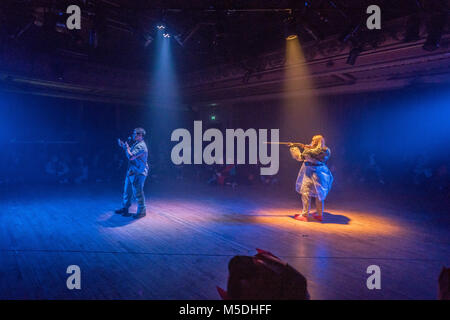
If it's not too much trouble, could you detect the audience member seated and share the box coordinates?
[45,155,69,184]
[412,154,433,186]
[260,175,279,186]
[361,153,385,185]
[73,156,89,184]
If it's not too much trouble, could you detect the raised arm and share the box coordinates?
[302,146,323,157]
[126,143,146,161]
[289,146,304,162]
[303,146,330,162]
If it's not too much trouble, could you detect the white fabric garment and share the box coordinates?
[290,146,333,201]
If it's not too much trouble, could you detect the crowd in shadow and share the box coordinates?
[0,142,281,189]
[328,151,449,203]
[0,143,123,186]
[1,143,448,207]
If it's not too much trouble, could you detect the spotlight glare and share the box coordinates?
[157,25,165,30]
[163,33,170,38]
[284,15,298,41]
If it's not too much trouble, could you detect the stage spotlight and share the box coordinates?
[284,15,298,40]
[157,24,165,30]
[163,33,170,38]
[423,13,446,51]
[346,47,361,65]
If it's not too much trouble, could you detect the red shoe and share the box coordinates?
[311,214,323,222]
[294,214,308,222]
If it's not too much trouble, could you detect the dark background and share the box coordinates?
[1,82,448,211]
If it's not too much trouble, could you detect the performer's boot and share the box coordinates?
[115,207,129,215]
[312,198,324,222]
[133,210,146,219]
[122,211,133,217]
[132,175,146,219]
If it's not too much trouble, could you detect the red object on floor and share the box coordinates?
[294,215,308,222]
[311,214,323,222]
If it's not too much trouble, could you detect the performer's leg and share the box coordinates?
[116,175,132,214]
[315,197,324,217]
[301,193,311,216]
[133,174,147,217]
[122,175,133,208]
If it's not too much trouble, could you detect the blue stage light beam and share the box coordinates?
[146,27,183,156]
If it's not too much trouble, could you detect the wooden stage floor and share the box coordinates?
[0,181,448,299]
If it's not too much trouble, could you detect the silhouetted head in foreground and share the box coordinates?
[217,249,310,300]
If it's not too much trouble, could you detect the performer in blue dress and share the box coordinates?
[289,135,333,222]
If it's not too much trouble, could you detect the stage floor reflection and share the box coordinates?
[0,182,448,299]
